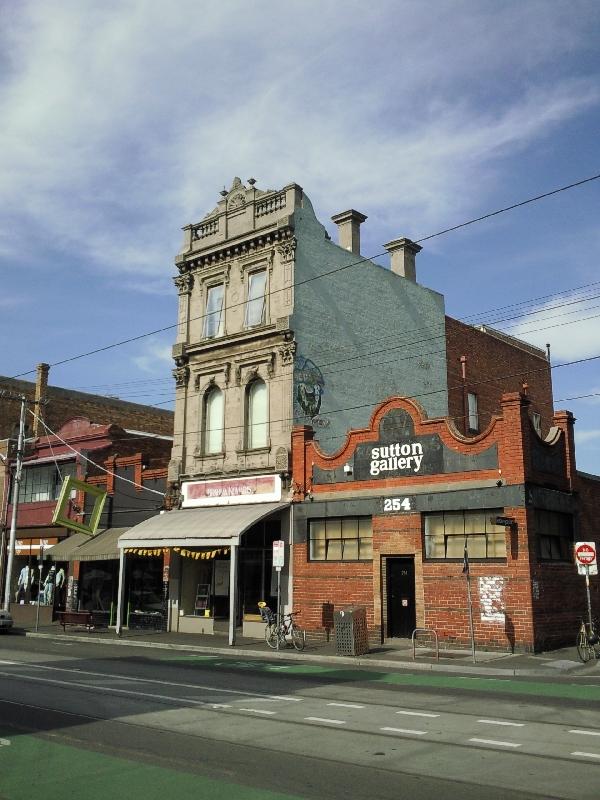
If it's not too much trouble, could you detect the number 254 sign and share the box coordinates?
[382,496,415,513]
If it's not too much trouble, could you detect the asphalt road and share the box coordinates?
[0,636,599,799]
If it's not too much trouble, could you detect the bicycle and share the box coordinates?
[576,617,600,663]
[258,602,306,651]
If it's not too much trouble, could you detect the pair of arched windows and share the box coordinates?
[203,379,268,454]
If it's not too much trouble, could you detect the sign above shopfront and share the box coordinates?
[181,474,282,508]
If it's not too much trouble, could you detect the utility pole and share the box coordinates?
[2,392,27,612]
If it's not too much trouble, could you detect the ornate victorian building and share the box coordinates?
[119,177,559,645]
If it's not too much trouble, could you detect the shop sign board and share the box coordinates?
[182,474,282,508]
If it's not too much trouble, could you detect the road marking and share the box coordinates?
[239,708,276,716]
[269,695,301,702]
[397,710,440,718]
[305,717,346,725]
[478,719,525,727]
[469,738,522,748]
[327,702,365,709]
[210,704,231,709]
[569,729,600,737]
[380,727,427,736]
[571,751,600,760]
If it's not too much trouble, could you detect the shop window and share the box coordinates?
[424,510,506,560]
[309,517,372,561]
[203,284,224,338]
[203,386,224,454]
[244,269,267,328]
[535,509,573,561]
[20,462,76,504]
[467,392,479,433]
[246,378,268,449]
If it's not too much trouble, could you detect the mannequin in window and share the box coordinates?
[55,567,65,589]
[43,565,56,605]
[15,565,32,602]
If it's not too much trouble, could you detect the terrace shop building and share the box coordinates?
[290,392,600,652]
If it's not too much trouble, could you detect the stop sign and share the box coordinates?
[575,541,597,565]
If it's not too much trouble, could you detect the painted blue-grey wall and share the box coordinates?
[290,197,449,455]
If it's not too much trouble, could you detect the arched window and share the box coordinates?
[246,379,268,449]
[204,386,224,454]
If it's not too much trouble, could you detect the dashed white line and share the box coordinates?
[569,729,600,737]
[469,738,522,749]
[380,727,427,736]
[571,751,600,760]
[397,710,440,718]
[478,719,525,727]
[268,695,301,702]
[305,717,346,725]
[239,708,277,716]
[327,702,365,709]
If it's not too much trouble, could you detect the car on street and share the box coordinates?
[0,609,14,632]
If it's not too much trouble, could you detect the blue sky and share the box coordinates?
[1,0,599,472]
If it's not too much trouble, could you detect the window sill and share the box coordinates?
[236,446,271,455]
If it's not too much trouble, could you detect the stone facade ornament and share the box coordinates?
[172,364,190,388]
[279,341,297,366]
[276,237,297,263]
[174,273,194,294]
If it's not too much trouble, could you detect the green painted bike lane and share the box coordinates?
[0,734,303,800]
[166,654,600,702]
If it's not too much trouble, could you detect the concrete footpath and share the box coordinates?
[10,621,600,678]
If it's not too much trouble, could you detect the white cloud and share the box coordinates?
[1,0,599,280]
[506,291,600,360]
[132,341,173,375]
[575,429,600,445]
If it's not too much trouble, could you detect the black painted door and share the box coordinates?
[386,558,416,638]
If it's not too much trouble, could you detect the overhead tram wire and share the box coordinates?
[10,172,600,381]
[105,350,600,444]
[66,276,600,395]
[95,303,600,409]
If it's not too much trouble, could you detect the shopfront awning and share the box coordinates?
[76,527,128,561]
[118,502,289,550]
[46,533,90,561]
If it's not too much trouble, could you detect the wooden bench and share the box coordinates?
[57,610,95,632]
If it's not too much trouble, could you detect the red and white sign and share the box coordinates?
[575,541,597,566]
[181,474,282,508]
[272,540,285,569]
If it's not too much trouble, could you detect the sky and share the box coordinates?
[1,0,599,472]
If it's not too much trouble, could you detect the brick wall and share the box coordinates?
[445,317,553,437]
[0,375,173,440]
[291,392,600,653]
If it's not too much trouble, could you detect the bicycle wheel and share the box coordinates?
[576,626,592,663]
[291,625,306,651]
[265,624,279,650]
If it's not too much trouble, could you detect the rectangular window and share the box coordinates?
[532,412,542,435]
[20,462,76,504]
[424,509,506,559]
[467,392,479,432]
[203,284,224,339]
[308,517,372,561]
[244,270,267,328]
[535,509,573,561]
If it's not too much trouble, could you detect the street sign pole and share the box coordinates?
[585,564,593,633]
[272,540,285,653]
[276,566,281,652]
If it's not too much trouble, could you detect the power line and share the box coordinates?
[11,172,600,380]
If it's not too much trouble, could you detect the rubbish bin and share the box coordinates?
[333,606,369,656]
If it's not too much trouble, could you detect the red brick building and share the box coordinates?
[2,416,171,626]
[291,392,599,653]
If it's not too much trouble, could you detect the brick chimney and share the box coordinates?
[33,363,49,438]
[384,237,422,281]
[331,209,367,255]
